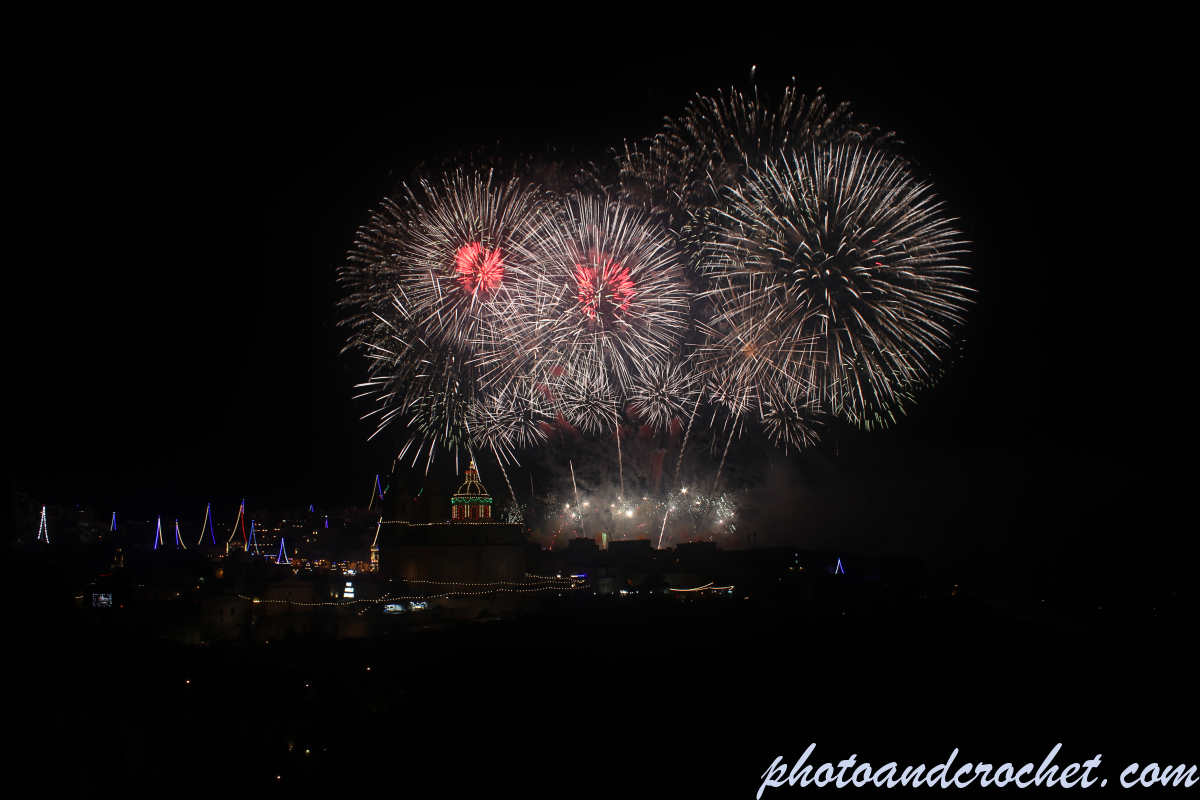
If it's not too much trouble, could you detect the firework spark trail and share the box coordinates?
[338,198,417,355]
[712,423,738,494]
[673,390,704,489]
[615,425,624,499]
[491,443,520,518]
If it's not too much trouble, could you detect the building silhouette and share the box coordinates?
[376,462,526,585]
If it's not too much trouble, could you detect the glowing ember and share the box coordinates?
[455,242,504,294]
[575,257,635,324]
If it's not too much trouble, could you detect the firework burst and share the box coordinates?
[509,193,691,393]
[704,366,754,424]
[354,298,481,469]
[338,86,971,484]
[701,143,971,428]
[465,384,551,464]
[338,197,418,354]
[618,82,895,234]
[757,383,821,451]
[627,358,702,431]
[399,170,547,352]
[341,172,555,468]
[551,365,621,435]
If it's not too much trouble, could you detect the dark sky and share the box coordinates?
[8,13,1189,610]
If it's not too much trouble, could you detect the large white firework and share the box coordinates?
[700,142,971,428]
[618,83,894,233]
[503,193,691,394]
[338,172,538,467]
[399,170,548,354]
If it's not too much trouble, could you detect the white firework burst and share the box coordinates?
[508,193,691,394]
[701,142,971,429]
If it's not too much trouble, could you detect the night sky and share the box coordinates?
[9,14,1189,616]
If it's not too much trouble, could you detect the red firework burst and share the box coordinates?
[454,242,504,294]
[575,257,635,322]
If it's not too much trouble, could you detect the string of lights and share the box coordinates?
[376,520,529,526]
[238,580,587,608]
[400,575,584,588]
[670,583,735,593]
[524,572,583,581]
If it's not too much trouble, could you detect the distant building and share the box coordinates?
[377,463,525,585]
[608,539,654,559]
[416,477,446,523]
[565,537,599,563]
[387,474,447,524]
[263,575,316,614]
[200,596,251,640]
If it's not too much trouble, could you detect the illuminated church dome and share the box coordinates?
[451,461,492,520]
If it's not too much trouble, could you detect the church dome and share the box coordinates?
[451,461,493,520]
